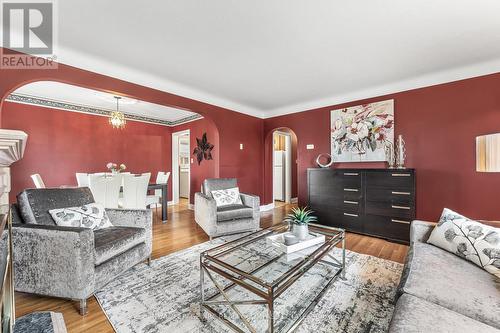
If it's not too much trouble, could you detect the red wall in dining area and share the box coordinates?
[263,72,500,222]
[0,48,264,201]
[2,101,172,202]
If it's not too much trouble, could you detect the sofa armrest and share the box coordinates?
[12,223,95,299]
[106,208,153,255]
[105,208,152,229]
[240,193,260,211]
[194,192,217,235]
[410,220,435,243]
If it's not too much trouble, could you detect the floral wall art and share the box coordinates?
[331,99,394,162]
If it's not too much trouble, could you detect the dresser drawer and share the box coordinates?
[363,214,410,242]
[366,171,414,188]
[366,187,414,205]
[365,200,414,219]
[338,170,362,188]
[340,210,363,233]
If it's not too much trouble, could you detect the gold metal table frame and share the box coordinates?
[199,223,345,333]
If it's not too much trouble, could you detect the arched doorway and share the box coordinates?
[265,127,298,208]
[1,80,220,207]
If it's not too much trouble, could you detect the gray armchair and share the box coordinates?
[11,187,152,315]
[195,178,260,239]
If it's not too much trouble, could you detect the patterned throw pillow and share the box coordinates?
[427,208,500,278]
[211,187,243,207]
[49,203,113,230]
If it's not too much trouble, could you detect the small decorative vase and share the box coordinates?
[293,224,309,241]
[284,234,299,246]
[111,169,118,175]
[385,141,396,169]
[396,135,407,169]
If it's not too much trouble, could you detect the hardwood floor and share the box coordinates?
[14,201,408,332]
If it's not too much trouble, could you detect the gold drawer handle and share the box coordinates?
[392,205,411,210]
[344,188,359,192]
[344,213,358,217]
[344,200,358,205]
[391,219,411,224]
[391,191,411,195]
[391,173,411,177]
[343,172,359,176]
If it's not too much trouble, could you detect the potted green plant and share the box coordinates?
[283,207,318,241]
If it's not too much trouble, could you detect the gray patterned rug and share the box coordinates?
[95,239,402,333]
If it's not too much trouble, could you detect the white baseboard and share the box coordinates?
[168,200,175,206]
[291,197,298,204]
[188,203,194,210]
[259,203,275,212]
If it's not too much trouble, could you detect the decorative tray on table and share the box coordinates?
[266,231,325,254]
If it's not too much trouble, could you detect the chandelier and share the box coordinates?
[109,96,126,129]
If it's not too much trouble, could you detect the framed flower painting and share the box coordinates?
[331,99,394,162]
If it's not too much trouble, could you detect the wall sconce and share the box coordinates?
[240,143,244,150]
[476,133,500,172]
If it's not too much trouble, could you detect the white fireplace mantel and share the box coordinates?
[0,129,28,205]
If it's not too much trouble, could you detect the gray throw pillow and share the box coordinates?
[49,203,113,230]
[427,208,500,278]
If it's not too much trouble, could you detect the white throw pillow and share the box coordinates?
[427,208,500,278]
[49,203,113,230]
[211,187,243,207]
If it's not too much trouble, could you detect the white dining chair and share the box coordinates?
[122,173,151,209]
[30,174,46,188]
[75,173,89,187]
[146,171,170,208]
[88,174,122,209]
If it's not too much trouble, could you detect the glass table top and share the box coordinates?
[202,223,344,287]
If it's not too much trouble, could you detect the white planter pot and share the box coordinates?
[293,224,309,241]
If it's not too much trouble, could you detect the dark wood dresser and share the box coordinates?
[307,168,415,243]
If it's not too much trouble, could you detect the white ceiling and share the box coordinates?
[10,81,200,125]
[7,1,500,118]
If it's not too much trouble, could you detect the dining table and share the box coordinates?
[148,182,168,222]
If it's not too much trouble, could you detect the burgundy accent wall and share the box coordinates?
[2,102,172,202]
[0,48,264,200]
[264,73,500,221]
[171,118,219,204]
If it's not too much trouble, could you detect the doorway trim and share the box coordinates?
[272,130,292,204]
[172,129,190,205]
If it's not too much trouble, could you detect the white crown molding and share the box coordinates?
[50,47,500,120]
[56,46,266,119]
[262,58,500,119]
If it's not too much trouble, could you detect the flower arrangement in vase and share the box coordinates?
[106,162,127,174]
[283,207,318,241]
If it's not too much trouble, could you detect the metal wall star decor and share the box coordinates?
[193,133,214,165]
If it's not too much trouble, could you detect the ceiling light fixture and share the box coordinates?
[109,96,126,129]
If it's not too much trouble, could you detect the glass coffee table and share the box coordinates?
[200,223,345,333]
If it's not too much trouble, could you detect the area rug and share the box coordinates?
[14,312,67,333]
[95,239,403,333]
